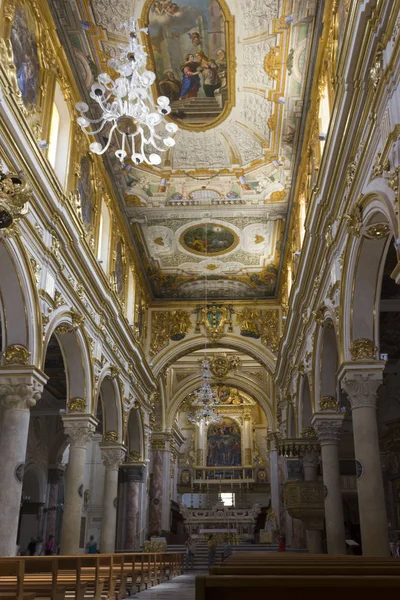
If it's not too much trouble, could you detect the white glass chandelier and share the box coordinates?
[75,18,178,166]
[187,360,221,427]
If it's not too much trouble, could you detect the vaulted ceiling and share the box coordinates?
[50,0,317,301]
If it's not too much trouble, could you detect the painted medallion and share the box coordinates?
[180,223,238,256]
[146,0,232,128]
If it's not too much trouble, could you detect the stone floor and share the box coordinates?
[127,573,200,599]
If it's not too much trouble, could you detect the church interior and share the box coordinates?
[0,0,400,597]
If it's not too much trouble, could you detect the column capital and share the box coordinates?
[100,445,126,470]
[302,448,320,469]
[0,369,47,410]
[266,430,282,452]
[340,371,382,410]
[312,413,345,445]
[62,415,98,449]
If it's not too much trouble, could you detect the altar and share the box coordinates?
[180,501,261,537]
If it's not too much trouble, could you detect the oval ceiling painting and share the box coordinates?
[144,0,234,130]
[180,223,238,256]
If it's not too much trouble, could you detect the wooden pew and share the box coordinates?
[200,553,400,600]
[0,558,68,600]
[196,574,400,600]
[0,551,185,600]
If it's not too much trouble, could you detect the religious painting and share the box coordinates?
[145,0,232,128]
[114,240,125,296]
[207,417,241,467]
[180,223,238,256]
[11,5,41,107]
[78,155,93,227]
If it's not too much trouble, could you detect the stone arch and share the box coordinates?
[152,335,276,378]
[126,407,144,459]
[340,193,396,362]
[95,367,123,443]
[298,374,313,433]
[0,237,41,364]
[43,309,94,414]
[166,374,273,429]
[314,320,339,411]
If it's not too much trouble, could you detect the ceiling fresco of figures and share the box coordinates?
[49,0,317,300]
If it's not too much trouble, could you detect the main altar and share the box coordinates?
[180,501,261,537]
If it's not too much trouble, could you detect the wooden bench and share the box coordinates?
[196,574,400,600]
[198,553,400,600]
[0,551,185,600]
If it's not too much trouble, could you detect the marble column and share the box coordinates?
[341,372,389,556]
[267,431,281,528]
[100,445,126,553]
[302,448,323,553]
[150,438,165,536]
[312,413,346,554]
[60,416,97,555]
[0,372,45,556]
[243,414,252,464]
[46,467,64,541]
[125,473,141,549]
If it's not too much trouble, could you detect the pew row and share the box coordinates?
[0,551,184,600]
[198,553,400,600]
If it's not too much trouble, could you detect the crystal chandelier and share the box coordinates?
[75,18,178,166]
[186,360,221,427]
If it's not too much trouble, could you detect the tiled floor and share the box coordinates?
[127,573,200,599]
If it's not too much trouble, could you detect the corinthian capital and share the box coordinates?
[62,416,97,448]
[312,414,344,445]
[341,376,381,410]
[100,445,126,470]
[0,375,43,410]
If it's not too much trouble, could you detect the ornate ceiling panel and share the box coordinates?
[49,0,317,300]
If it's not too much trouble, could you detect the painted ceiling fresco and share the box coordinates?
[49,0,317,300]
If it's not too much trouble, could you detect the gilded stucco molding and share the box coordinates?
[3,344,30,365]
[349,338,377,361]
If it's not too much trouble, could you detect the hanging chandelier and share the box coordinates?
[187,403,221,428]
[186,360,221,427]
[75,18,178,166]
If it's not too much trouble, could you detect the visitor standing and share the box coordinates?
[222,538,232,562]
[277,533,286,552]
[44,535,55,555]
[27,537,37,556]
[207,535,218,567]
[85,535,98,554]
[35,536,43,555]
[185,536,195,570]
